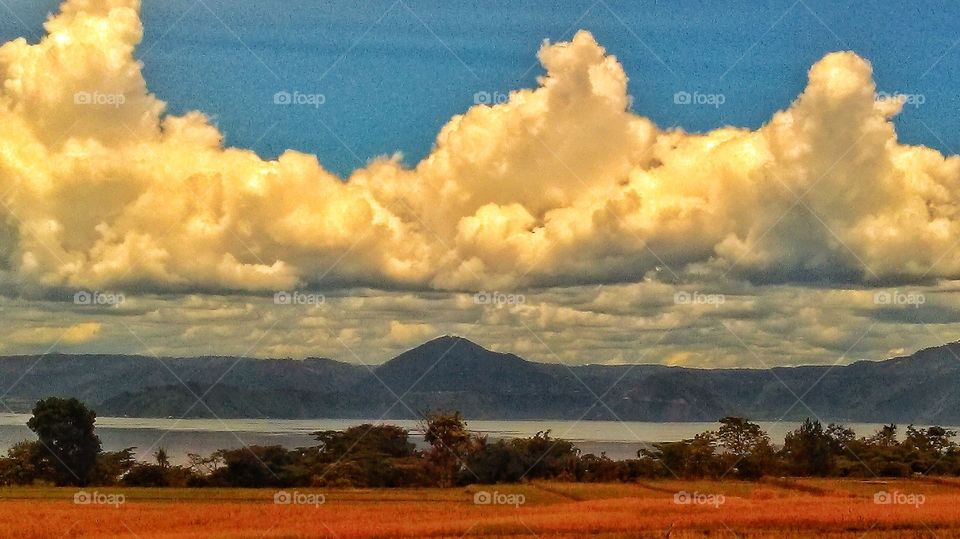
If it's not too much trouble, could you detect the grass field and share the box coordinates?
[3,478,960,538]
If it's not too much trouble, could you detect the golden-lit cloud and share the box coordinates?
[5,321,102,349]
[2,0,959,297]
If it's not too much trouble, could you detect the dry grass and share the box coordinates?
[2,479,960,538]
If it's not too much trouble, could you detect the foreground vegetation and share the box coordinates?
[4,398,960,489]
[3,479,960,538]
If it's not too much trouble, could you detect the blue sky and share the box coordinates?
[5,0,960,365]
[3,0,959,177]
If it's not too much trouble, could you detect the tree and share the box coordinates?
[26,397,101,486]
[714,417,767,457]
[781,418,833,476]
[712,417,774,479]
[154,448,171,469]
[92,447,136,485]
[0,440,45,485]
[421,410,475,486]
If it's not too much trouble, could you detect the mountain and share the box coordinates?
[2,336,960,423]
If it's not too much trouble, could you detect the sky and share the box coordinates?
[2,0,960,366]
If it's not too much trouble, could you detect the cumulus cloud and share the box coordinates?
[1,0,959,299]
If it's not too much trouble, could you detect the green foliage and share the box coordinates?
[209,445,298,487]
[0,440,46,485]
[5,397,960,488]
[421,410,476,487]
[462,431,580,484]
[781,419,834,476]
[91,447,137,485]
[26,397,102,486]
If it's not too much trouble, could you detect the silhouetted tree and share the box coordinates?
[712,417,775,479]
[781,419,833,476]
[421,410,474,486]
[26,397,101,486]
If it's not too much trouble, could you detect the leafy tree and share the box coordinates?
[314,424,414,461]
[0,440,45,485]
[26,397,101,486]
[311,425,421,487]
[421,410,475,486]
[714,417,766,457]
[711,417,775,479]
[781,418,833,476]
[92,447,137,485]
[641,433,722,478]
[209,445,297,487]
[154,447,171,469]
[867,424,898,448]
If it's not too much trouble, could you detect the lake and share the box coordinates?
[0,414,924,463]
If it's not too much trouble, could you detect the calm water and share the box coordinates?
[0,414,925,463]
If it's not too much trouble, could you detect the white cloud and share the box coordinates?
[0,1,958,296]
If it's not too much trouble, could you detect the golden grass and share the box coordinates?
[2,479,960,538]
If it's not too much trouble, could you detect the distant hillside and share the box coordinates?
[2,336,959,423]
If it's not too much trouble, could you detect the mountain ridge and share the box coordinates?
[1,336,958,423]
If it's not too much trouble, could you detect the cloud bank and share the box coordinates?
[2,0,959,298]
